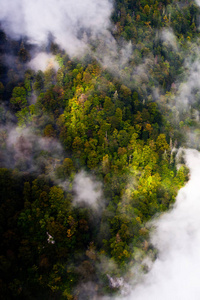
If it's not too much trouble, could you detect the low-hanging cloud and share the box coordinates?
[28,52,59,72]
[0,0,113,56]
[73,170,103,209]
[109,149,200,300]
[160,28,178,50]
[0,126,63,172]
[176,59,200,109]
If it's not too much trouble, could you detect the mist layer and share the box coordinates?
[0,0,113,56]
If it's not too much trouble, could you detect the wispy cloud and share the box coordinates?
[0,0,113,56]
[73,170,103,209]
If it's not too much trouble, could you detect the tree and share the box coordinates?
[62,158,74,176]
[156,134,169,156]
[44,124,56,138]
[10,87,27,111]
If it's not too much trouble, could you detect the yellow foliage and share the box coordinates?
[67,229,72,238]
[136,217,141,224]
[136,14,141,21]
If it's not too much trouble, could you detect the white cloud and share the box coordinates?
[28,52,59,72]
[176,60,200,108]
[0,0,113,56]
[161,28,178,50]
[1,126,63,172]
[73,170,103,209]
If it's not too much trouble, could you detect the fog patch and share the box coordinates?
[0,0,113,57]
[0,126,63,173]
[176,59,200,109]
[96,35,132,72]
[28,52,59,72]
[160,28,178,50]
[73,170,103,209]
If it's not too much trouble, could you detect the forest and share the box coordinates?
[0,0,199,299]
